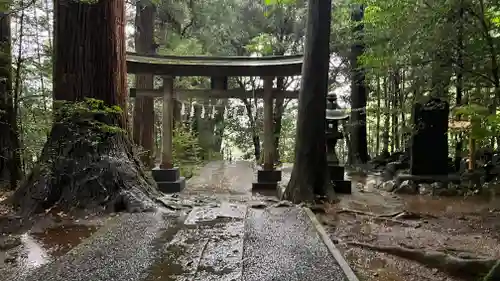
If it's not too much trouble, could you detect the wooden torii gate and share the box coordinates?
[126,53,303,192]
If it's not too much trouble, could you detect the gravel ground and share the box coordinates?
[243,207,347,281]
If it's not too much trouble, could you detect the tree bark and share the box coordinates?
[282,0,335,203]
[375,76,381,155]
[392,70,400,151]
[132,2,155,168]
[11,0,160,215]
[454,1,464,170]
[0,11,22,190]
[349,4,369,164]
[242,98,261,162]
[382,76,390,154]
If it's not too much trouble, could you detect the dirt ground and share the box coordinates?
[318,174,500,281]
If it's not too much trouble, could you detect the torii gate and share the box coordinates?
[126,53,303,193]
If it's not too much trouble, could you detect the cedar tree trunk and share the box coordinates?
[282,0,335,203]
[132,2,155,168]
[11,0,160,215]
[349,4,369,164]
[0,11,21,190]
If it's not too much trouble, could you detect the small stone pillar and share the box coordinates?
[151,76,186,193]
[325,93,351,193]
[252,76,282,192]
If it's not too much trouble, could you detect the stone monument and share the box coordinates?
[394,97,451,190]
[410,97,449,176]
[325,93,351,193]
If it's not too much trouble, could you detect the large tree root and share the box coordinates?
[483,259,500,281]
[336,209,435,227]
[345,241,497,280]
[10,122,162,216]
[337,208,437,220]
[282,165,337,204]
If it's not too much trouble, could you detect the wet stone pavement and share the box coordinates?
[3,161,349,281]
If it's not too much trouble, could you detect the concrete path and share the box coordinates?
[9,161,352,281]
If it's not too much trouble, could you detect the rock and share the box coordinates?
[430,182,446,190]
[400,180,412,189]
[4,252,16,263]
[418,183,432,195]
[433,187,458,196]
[382,162,400,181]
[309,205,326,214]
[0,236,21,251]
[394,180,417,194]
[448,182,460,190]
[250,203,267,209]
[382,180,396,192]
[271,201,294,208]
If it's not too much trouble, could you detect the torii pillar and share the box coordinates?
[252,76,282,192]
[151,76,186,193]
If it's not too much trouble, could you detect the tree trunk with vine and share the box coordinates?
[11,0,160,215]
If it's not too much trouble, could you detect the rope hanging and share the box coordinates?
[157,98,255,120]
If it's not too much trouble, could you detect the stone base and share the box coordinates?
[157,177,186,193]
[252,169,281,196]
[332,180,351,194]
[257,169,282,182]
[152,167,180,182]
[252,182,277,191]
[396,173,460,185]
[152,167,184,193]
[276,183,286,199]
[328,164,345,181]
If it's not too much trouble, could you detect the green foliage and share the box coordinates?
[55,98,125,135]
[278,103,297,162]
[245,33,275,55]
[172,123,204,177]
[172,123,202,163]
[20,104,52,173]
[263,0,295,6]
[452,104,500,141]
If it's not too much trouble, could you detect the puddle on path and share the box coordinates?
[18,234,48,268]
[17,224,99,269]
[146,207,245,281]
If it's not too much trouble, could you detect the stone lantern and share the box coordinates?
[325,93,351,193]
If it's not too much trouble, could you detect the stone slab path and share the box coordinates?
[183,160,256,197]
[9,161,351,281]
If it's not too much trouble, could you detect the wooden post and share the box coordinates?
[468,136,475,171]
[160,76,174,169]
[263,76,275,170]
